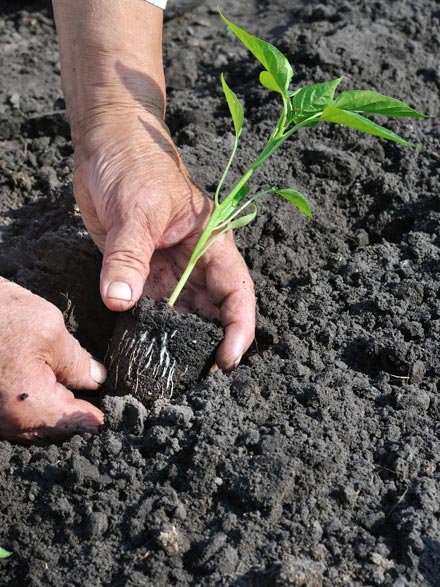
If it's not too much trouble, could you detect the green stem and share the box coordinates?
[213,189,273,231]
[167,253,199,307]
[167,217,216,307]
[167,111,323,307]
[167,148,281,308]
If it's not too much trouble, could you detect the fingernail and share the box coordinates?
[90,359,107,384]
[210,363,219,373]
[234,355,243,369]
[107,281,132,302]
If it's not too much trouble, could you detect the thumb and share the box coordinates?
[49,326,107,391]
[100,222,155,311]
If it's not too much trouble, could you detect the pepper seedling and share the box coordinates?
[166,13,430,306]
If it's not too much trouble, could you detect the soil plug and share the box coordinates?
[106,297,222,406]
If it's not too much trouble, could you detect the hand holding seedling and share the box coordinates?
[52,0,256,370]
[0,2,255,442]
[0,280,105,442]
[71,105,255,369]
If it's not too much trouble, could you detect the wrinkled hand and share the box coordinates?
[53,0,256,370]
[0,280,105,442]
[74,106,256,369]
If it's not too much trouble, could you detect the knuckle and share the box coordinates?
[103,247,151,276]
[69,341,89,373]
[44,306,67,337]
[21,296,66,346]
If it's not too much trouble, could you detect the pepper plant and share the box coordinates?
[167,13,429,306]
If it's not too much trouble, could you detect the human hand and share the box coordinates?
[73,106,255,370]
[0,280,105,442]
[53,0,256,370]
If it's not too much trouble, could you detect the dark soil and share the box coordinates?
[106,297,223,404]
[1,0,439,586]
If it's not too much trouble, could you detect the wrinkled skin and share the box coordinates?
[57,0,255,372]
[74,105,256,368]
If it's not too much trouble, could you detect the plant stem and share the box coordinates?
[167,212,218,307]
[167,253,199,307]
[167,111,322,307]
[212,189,272,231]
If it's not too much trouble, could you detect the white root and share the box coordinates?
[114,327,177,396]
[139,339,155,373]
[115,362,119,388]
[167,360,177,397]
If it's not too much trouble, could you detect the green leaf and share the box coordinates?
[320,106,416,146]
[220,12,293,96]
[334,90,429,118]
[272,188,313,218]
[0,548,12,559]
[227,204,257,230]
[292,78,344,118]
[259,71,280,93]
[221,73,244,139]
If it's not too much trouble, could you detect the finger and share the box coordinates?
[205,235,256,370]
[0,369,104,442]
[49,327,107,390]
[47,385,104,440]
[100,222,155,311]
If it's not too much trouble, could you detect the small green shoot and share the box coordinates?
[0,547,12,559]
[166,13,430,307]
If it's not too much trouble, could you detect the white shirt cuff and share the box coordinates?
[146,0,168,8]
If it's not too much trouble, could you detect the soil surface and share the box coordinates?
[1,0,439,586]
